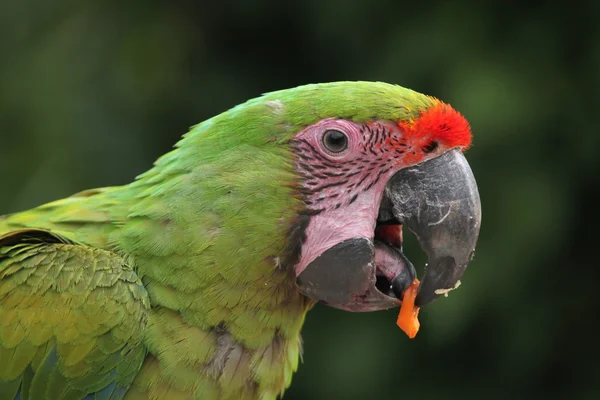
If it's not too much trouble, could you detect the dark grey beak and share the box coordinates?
[296,148,480,312]
[384,149,482,306]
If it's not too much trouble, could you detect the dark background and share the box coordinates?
[1,1,599,399]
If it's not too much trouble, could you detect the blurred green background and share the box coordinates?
[1,1,599,399]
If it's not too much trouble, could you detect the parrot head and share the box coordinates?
[265,83,482,311]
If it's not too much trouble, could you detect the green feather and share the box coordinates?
[0,81,436,399]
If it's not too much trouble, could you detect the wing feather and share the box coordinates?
[0,229,150,400]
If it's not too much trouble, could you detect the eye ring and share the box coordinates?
[322,130,349,153]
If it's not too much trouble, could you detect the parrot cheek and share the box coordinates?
[294,149,481,312]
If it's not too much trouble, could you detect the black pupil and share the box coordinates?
[323,130,348,153]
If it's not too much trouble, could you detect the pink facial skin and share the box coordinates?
[291,118,411,277]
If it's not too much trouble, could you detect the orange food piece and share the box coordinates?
[396,278,421,339]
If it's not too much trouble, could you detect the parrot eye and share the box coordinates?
[322,130,348,153]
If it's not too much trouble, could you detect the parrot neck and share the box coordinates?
[5,110,313,397]
[108,134,312,396]
[1,144,313,398]
[1,177,312,399]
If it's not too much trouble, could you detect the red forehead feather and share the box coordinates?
[400,100,472,150]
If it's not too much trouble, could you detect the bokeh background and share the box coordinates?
[1,1,599,399]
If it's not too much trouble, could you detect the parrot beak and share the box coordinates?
[296,148,481,311]
[295,237,416,311]
[383,149,482,306]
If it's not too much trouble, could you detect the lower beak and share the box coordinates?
[296,149,481,311]
[295,238,415,311]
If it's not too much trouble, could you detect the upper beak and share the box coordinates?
[384,149,482,306]
[296,148,481,311]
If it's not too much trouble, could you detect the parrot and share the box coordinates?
[0,81,481,400]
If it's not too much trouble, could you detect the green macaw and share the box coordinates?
[0,81,481,400]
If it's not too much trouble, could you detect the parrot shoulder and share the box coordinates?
[0,228,150,400]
